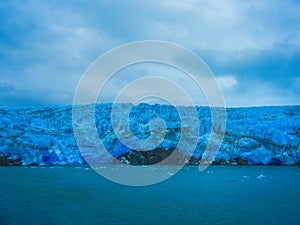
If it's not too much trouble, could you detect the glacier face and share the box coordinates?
[0,104,299,165]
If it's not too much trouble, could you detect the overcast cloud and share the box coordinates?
[0,0,299,107]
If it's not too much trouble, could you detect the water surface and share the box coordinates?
[1,166,299,225]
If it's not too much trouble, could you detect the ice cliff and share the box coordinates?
[0,104,299,165]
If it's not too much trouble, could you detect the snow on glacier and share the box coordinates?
[0,104,299,165]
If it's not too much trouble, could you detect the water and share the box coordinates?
[1,166,300,225]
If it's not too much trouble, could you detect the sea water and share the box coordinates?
[1,166,300,225]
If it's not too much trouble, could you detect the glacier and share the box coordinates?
[0,104,299,166]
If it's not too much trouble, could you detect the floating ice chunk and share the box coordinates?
[167,171,175,176]
[95,166,106,169]
[257,174,266,179]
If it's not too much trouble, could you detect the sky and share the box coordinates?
[0,0,300,107]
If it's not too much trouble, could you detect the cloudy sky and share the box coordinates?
[1,0,300,107]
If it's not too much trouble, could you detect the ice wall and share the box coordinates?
[0,104,299,165]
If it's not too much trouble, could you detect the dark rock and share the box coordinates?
[116,148,188,165]
[187,157,200,165]
[0,152,22,166]
[235,157,249,165]
[212,159,231,165]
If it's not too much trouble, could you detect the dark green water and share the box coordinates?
[1,166,300,225]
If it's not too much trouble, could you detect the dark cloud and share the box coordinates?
[0,0,300,107]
